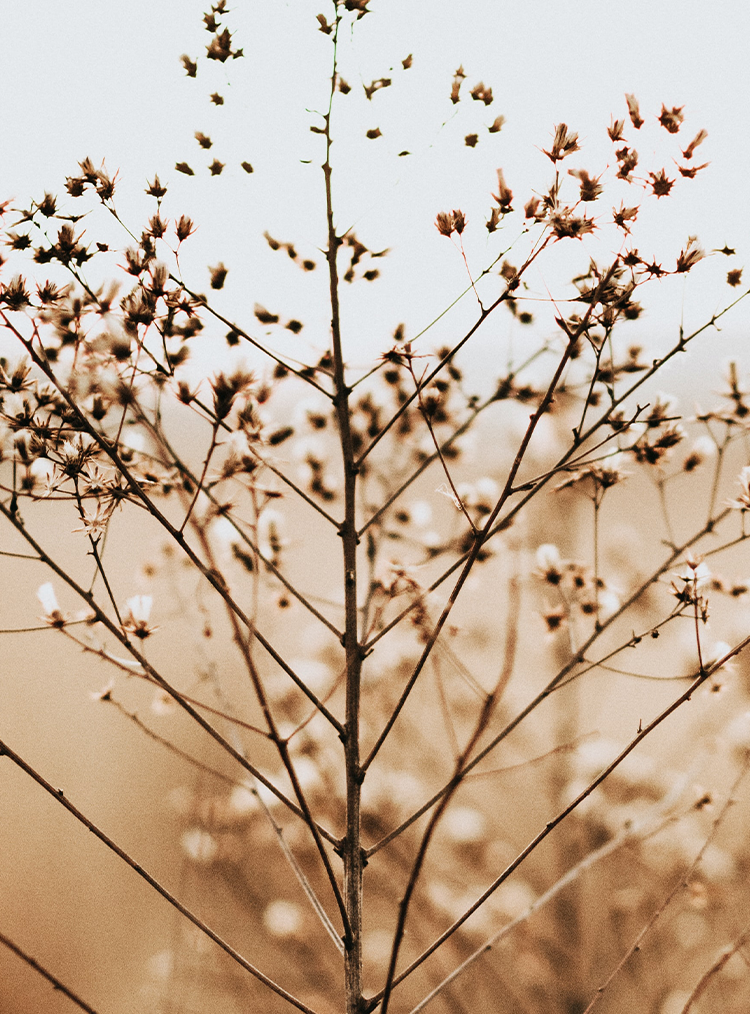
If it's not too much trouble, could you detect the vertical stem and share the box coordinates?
[323,8,365,1011]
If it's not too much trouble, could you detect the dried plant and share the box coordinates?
[2,4,750,1014]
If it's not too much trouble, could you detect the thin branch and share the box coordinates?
[0,739,321,1014]
[0,929,101,1014]
[582,752,750,1013]
[1,311,344,735]
[376,575,520,1014]
[0,498,339,845]
[365,638,750,1008]
[409,805,687,1014]
[680,919,750,1013]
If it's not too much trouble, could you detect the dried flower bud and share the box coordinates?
[435,211,455,237]
[569,169,603,202]
[658,104,684,133]
[608,118,625,142]
[146,175,167,198]
[209,263,228,289]
[625,93,644,129]
[682,129,708,159]
[469,81,493,106]
[543,123,580,162]
[648,170,674,198]
[675,236,704,273]
[180,54,197,77]
[492,169,513,213]
[727,268,743,287]
[175,215,195,242]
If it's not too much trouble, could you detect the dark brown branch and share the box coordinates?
[0,739,321,1014]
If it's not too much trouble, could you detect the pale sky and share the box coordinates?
[2,1,749,377]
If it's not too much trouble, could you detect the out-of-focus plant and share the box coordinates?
[2,3,750,1013]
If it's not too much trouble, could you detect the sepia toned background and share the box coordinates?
[2,2,750,1012]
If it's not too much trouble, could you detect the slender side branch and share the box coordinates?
[409,805,688,1014]
[365,638,750,1007]
[0,739,321,1014]
[0,498,339,845]
[582,753,750,1013]
[0,311,344,735]
[0,929,101,1014]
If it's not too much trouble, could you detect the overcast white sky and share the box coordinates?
[2,0,749,378]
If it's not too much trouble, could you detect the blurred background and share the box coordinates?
[2,2,750,1013]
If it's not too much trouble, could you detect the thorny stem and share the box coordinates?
[0,740,321,1014]
[322,8,366,1008]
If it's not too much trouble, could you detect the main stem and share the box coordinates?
[323,15,365,1012]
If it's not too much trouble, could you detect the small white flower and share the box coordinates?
[727,466,750,511]
[37,582,64,625]
[121,595,157,639]
[536,544,561,570]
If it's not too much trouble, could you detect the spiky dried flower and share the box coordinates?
[608,118,625,142]
[435,210,466,238]
[180,54,197,77]
[449,65,466,104]
[569,169,603,202]
[492,169,513,214]
[649,170,674,198]
[625,93,644,129]
[675,236,705,273]
[682,129,708,159]
[658,104,684,133]
[543,123,580,162]
[727,269,743,287]
[469,81,493,105]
